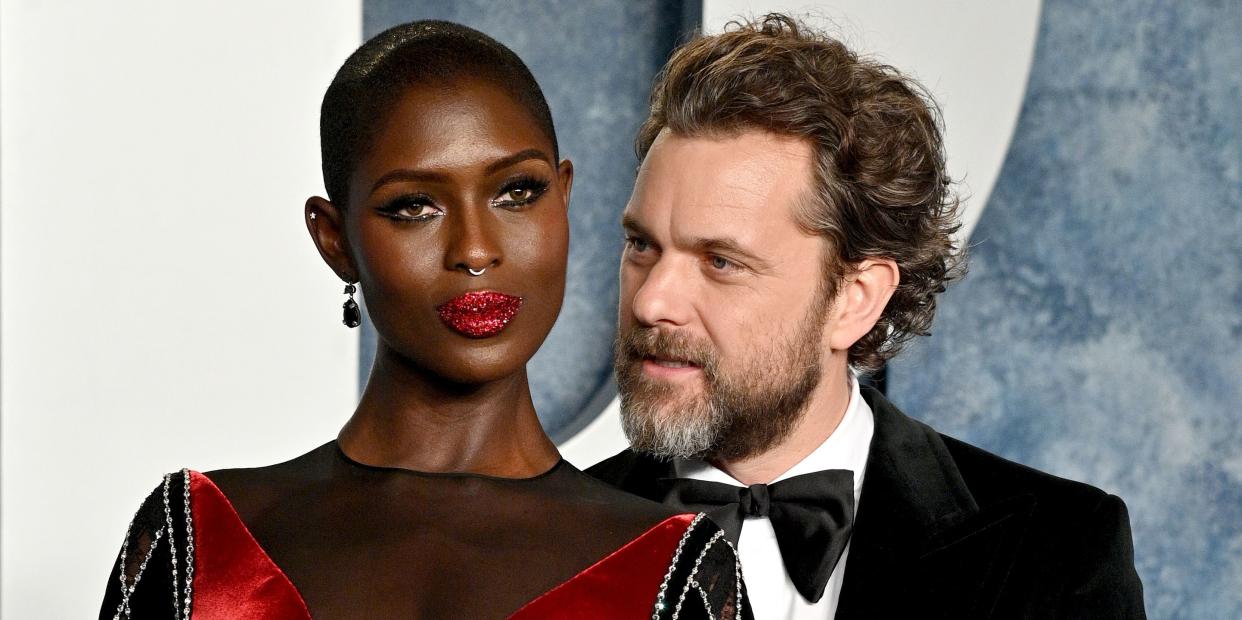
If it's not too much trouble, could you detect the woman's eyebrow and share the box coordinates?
[368,148,553,195]
[370,169,451,194]
[484,148,552,175]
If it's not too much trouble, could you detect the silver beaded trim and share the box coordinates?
[723,536,746,620]
[183,468,196,617]
[652,513,705,619]
[113,519,165,619]
[113,469,195,620]
[655,516,750,620]
[651,513,748,620]
[163,472,181,614]
[164,469,196,619]
[672,529,726,620]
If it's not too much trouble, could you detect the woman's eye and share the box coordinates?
[403,204,440,218]
[378,197,442,221]
[494,177,549,208]
[504,187,532,201]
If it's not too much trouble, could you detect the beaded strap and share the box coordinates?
[113,522,165,619]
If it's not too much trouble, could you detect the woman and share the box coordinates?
[99,20,746,620]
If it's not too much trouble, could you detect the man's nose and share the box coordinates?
[629,258,694,327]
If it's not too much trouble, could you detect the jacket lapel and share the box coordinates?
[834,388,1032,619]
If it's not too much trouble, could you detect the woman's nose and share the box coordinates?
[444,205,502,275]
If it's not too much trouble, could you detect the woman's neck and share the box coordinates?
[336,346,560,478]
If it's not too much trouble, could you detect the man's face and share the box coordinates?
[615,129,836,461]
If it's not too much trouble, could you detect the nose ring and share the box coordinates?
[467,267,486,277]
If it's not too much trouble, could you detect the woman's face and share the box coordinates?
[310,78,572,384]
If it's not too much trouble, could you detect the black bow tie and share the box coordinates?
[658,470,854,603]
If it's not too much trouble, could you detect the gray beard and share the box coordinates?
[614,301,827,462]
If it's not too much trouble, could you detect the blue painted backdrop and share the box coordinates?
[361,0,698,441]
[889,1,1242,617]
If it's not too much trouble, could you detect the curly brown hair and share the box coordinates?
[637,13,965,373]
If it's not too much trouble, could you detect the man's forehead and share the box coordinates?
[647,128,813,173]
[626,130,816,245]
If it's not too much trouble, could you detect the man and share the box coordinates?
[588,14,1145,619]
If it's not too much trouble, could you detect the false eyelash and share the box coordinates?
[376,194,440,222]
[494,174,551,208]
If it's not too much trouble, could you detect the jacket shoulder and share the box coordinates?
[939,433,1112,513]
[583,449,641,482]
[584,449,671,502]
[937,434,1145,617]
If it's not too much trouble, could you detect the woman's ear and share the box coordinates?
[827,258,900,351]
[305,196,357,282]
[557,158,574,209]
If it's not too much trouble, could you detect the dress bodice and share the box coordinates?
[100,443,749,619]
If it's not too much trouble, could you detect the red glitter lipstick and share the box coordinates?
[437,291,523,338]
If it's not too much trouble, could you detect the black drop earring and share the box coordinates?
[342,283,361,328]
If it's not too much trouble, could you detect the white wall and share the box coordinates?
[0,2,361,616]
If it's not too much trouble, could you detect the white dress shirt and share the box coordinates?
[674,375,874,620]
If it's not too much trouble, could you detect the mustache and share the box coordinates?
[616,327,718,375]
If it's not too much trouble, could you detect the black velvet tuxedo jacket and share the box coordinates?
[586,387,1146,619]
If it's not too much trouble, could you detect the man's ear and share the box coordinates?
[827,258,900,351]
[305,196,357,282]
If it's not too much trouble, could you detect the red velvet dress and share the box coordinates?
[100,443,746,619]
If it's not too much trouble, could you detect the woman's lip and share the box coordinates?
[436,291,523,338]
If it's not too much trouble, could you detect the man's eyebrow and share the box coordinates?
[369,148,553,195]
[693,237,772,271]
[621,214,653,238]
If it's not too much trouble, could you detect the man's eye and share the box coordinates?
[709,255,733,270]
[627,236,650,252]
